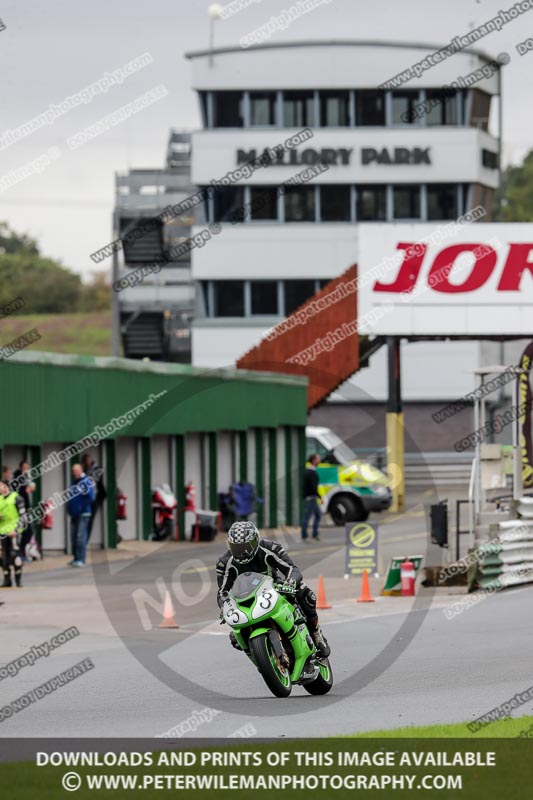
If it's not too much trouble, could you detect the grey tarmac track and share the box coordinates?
[0,490,532,738]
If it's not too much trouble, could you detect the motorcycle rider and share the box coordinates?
[216,520,330,657]
[0,480,26,587]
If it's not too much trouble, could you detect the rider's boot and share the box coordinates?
[2,568,12,588]
[310,622,330,657]
[14,555,22,587]
[229,632,243,651]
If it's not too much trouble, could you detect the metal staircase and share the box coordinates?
[121,312,165,359]
[120,218,165,263]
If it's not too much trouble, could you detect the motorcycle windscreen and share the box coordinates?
[231,571,266,600]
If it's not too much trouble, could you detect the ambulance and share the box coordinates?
[306,426,392,525]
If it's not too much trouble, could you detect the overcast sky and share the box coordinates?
[0,0,531,277]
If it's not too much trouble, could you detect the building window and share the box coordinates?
[393,186,421,219]
[212,187,244,223]
[482,149,498,169]
[199,92,209,127]
[250,92,277,126]
[250,187,279,220]
[214,281,245,317]
[356,90,385,126]
[320,185,352,221]
[425,89,458,126]
[284,186,315,222]
[199,282,210,315]
[283,91,314,127]
[284,280,317,314]
[319,91,350,126]
[427,185,458,220]
[212,91,243,127]
[357,185,387,221]
[392,90,419,124]
[469,90,491,131]
[251,281,279,314]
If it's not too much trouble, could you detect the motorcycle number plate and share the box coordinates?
[251,587,279,620]
[223,601,248,627]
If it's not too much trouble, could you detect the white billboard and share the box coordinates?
[357,223,533,336]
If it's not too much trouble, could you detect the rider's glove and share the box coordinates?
[218,591,229,608]
[275,578,297,595]
[218,592,229,623]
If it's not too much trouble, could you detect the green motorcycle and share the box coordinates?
[221,571,333,698]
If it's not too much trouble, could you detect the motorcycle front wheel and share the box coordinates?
[249,634,292,698]
[153,517,173,541]
[303,657,333,695]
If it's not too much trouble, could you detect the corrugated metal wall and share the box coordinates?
[0,353,307,445]
[2,354,308,548]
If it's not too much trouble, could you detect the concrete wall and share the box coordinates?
[151,436,172,487]
[308,401,475,455]
[20,426,300,551]
[188,42,499,94]
[217,431,235,493]
[39,444,68,551]
[116,437,138,541]
[185,433,204,508]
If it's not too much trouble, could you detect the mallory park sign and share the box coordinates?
[236,146,432,167]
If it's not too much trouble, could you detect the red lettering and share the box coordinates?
[497,244,533,290]
[428,244,497,293]
[373,243,427,293]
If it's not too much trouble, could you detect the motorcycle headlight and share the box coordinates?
[251,586,279,620]
[223,598,248,627]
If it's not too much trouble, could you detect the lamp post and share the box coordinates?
[208,4,223,66]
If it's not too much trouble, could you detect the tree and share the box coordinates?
[0,222,38,256]
[502,150,533,222]
[0,221,109,313]
[0,252,82,313]
[79,272,111,311]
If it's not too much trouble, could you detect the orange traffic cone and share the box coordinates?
[357,570,375,603]
[316,575,332,609]
[159,590,179,629]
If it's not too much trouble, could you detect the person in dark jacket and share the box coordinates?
[2,466,13,488]
[67,464,95,567]
[230,480,257,520]
[301,453,322,541]
[81,453,106,542]
[13,461,36,562]
[216,520,330,656]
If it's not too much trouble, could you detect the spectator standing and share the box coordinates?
[230,480,257,521]
[0,480,25,587]
[2,466,13,488]
[301,454,322,542]
[81,453,106,542]
[67,464,95,567]
[13,461,35,562]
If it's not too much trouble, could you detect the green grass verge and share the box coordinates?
[349,715,533,738]
[0,312,111,355]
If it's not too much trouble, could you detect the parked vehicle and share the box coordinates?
[306,426,392,525]
[220,571,333,698]
[152,484,177,541]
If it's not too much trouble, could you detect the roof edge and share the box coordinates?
[4,350,308,388]
[185,38,496,64]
